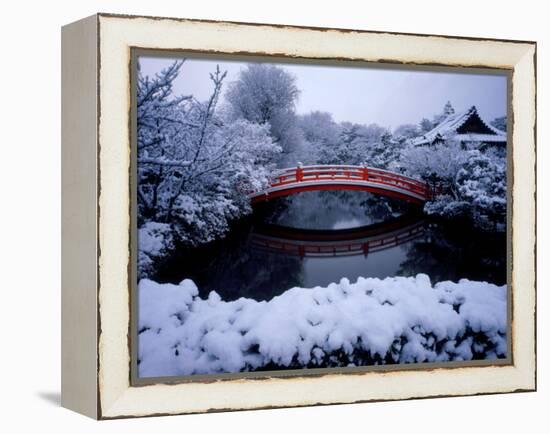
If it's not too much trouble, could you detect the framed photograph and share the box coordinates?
[61,13,536,419]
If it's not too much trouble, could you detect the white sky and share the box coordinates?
[139,55,507,130]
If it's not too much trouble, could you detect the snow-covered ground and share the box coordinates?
[138,274,506,377]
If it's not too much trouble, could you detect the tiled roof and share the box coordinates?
[411,106,506,146]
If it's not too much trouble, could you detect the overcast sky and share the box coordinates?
[139,55,507,130]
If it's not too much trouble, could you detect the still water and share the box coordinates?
[154,191,507,301]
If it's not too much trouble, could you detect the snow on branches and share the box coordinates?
[225,64,302,165]
[456,150,507,230]
[137,61,281,277]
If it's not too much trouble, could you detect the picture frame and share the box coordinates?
[61,13,536,419]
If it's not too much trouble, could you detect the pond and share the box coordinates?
[154,191,507,301]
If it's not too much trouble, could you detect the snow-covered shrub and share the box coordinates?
[138,274,507,377]
[424,194,470,219]
[170,190,242,245]
[456,150,507,231]
[138,222,175,279]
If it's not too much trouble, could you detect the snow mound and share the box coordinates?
[138,274,507,377]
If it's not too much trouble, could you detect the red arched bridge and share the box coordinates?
[248,165,433,205]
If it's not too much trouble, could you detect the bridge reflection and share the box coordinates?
[250,213,426,258]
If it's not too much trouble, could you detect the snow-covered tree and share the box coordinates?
[317,122,365,165]
[400,135,507,230]
[400,136,469,219]
[456,150,506,230]
[365,131,404,170]
[359,123,388,143]
[491,116,507,132]
[416,101,455,136]
[137,60,191,221]
[299,111,339,146]
[225,64,301,164]
[315,122,393,167]
[296,111,340,164]
[393,123,421,142]
[419,117,435,133]
[431,101,455,126]
[400,137,467,192]
[443,100,455,116]
[137,61,281,277]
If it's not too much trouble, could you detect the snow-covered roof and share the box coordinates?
[411,106,506,146]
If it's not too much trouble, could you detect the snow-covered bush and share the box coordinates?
[138,222,175,278]
[424,194,470,219]
[138,274,507,377]
[456,150,507,230]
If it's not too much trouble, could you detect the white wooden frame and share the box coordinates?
[61,13,536,419]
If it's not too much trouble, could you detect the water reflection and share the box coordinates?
[251,213,425,258]
[154,191,506,301]
[397,222,506,285]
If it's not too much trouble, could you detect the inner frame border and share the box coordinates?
[128,47,514,387]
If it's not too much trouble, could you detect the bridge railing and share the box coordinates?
[269,165,430,198]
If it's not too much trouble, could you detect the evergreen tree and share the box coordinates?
[491,116,507,132]
[443,100,455,116]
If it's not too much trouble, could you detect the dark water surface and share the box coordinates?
[154,191,507,301]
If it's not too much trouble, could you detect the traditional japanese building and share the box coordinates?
[411,105,507,149]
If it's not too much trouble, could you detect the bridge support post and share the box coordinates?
[362,242,369,258]
[296,162,304,182]
[361,163,369,180]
